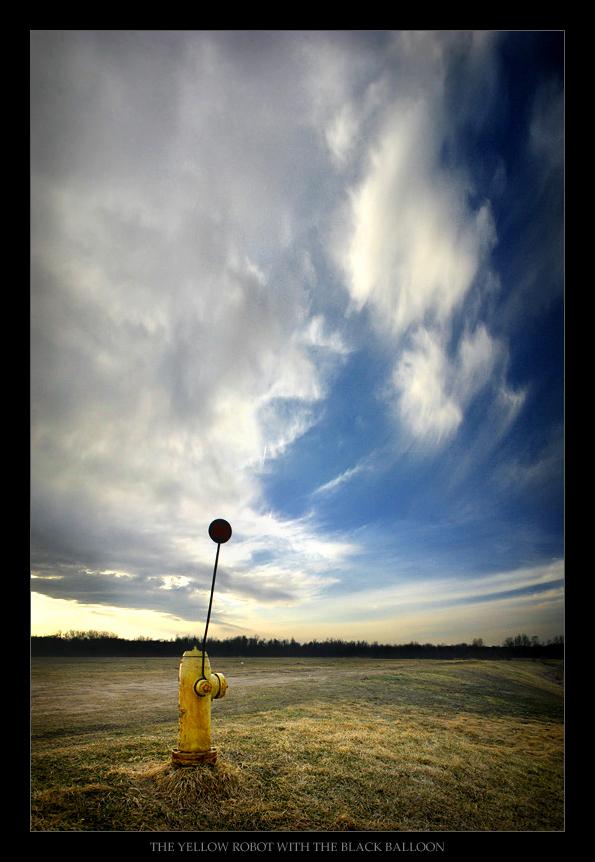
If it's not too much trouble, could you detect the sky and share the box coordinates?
[30,31,564,647]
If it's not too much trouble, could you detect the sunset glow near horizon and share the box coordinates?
[31,31,563,648]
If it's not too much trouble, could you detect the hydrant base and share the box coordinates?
[171,747,218,767]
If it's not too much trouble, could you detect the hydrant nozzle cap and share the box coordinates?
[195,678,213,696]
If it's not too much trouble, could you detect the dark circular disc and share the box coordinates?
[208,518,232,544]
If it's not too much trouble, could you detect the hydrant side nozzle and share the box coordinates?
[194,672,227,699]
[212,672,228,699]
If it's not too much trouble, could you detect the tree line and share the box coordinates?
[30,630,564,659]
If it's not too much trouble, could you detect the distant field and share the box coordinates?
[30,656,564,832]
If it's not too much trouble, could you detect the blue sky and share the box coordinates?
[30,31,564,646]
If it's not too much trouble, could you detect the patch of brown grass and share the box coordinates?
[136,760,245,807]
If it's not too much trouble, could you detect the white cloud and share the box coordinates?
[325,103,360,167]
[311,459,371,497]
[329,46,506,455]
[392,324,505,448]
[32,558,564,645]
[393,328,463,446]
[344,92,496,333]
[30,162,354,608]
[227,559,564,645]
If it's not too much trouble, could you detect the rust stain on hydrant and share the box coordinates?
[171,646,228,767]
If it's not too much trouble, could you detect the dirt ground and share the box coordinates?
[30,655,383,735]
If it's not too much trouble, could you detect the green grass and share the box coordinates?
[30,656,563,832]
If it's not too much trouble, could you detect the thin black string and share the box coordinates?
[201,541,221,679]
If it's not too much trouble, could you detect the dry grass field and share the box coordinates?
[30,655,564,833]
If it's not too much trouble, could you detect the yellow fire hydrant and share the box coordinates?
[171,646,228,766]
